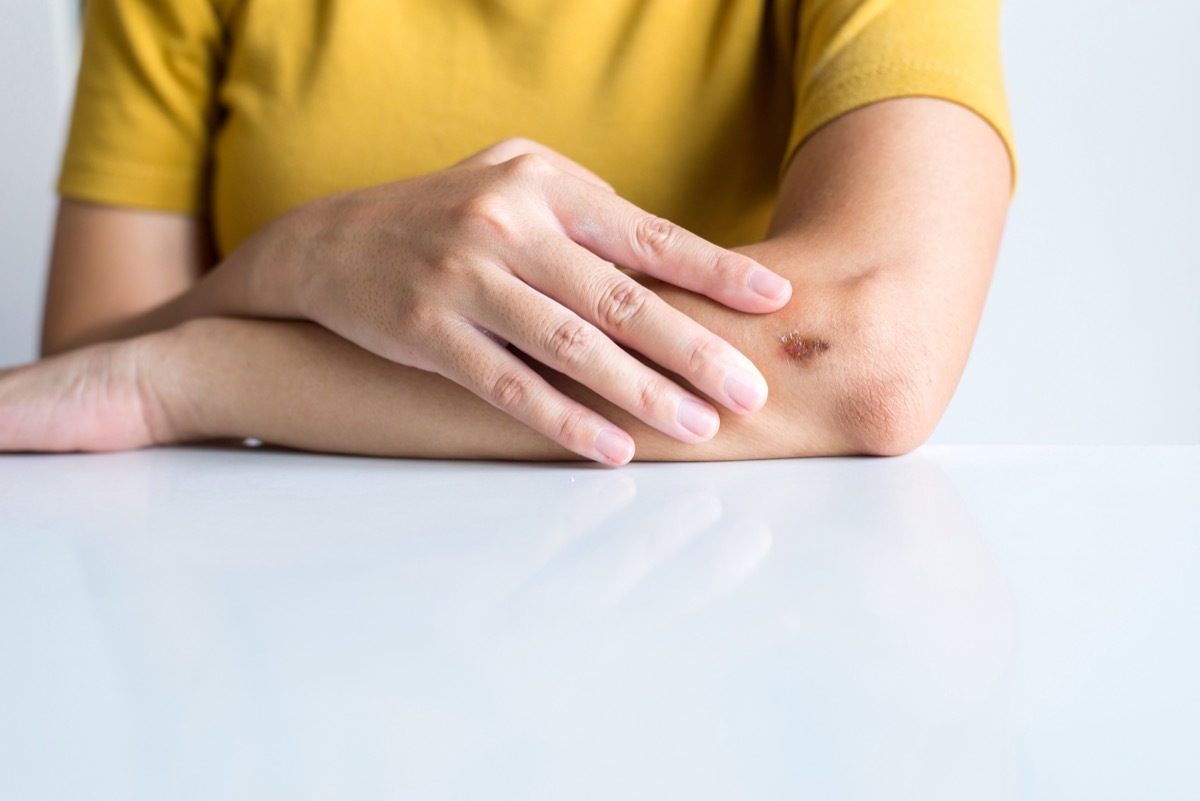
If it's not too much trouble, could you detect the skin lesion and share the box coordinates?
[780,331,831,362]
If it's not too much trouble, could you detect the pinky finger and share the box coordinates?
[438,324,636,466]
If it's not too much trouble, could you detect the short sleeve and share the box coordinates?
[784,0,1016,186]
[56,0,226,214]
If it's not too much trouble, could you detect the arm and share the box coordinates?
[7,97,1006,461]
[40,199,214,358]
[148,96,1010,460]
[43,139,798,464]
[661,95,1013,456]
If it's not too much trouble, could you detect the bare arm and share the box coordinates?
[40,200,213,358]
[668,96,1013,456]
[138,97,1010,460]
[9,97,1005,460]
[42,138,804,463]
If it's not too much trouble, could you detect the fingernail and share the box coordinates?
[748,268,791,300]
[725,369,768,412]
[595,429,634,464]
[677,397,720,439]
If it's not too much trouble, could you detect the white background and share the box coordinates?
[2,0,1197,445]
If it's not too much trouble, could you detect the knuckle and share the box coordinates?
[458,191,521,244]
[499,152,554,181]
[596,279,651,330]
[399,300,439,337]
[709,249,752,284]
[389,272,449,336]
[633,376,666,417]
[547,319,595,368]
[632,215,679,261]
[487,367,535,410]
[551,406,591,450]
[495,136,536,156]
[476,138,533,165]
[684,334,726,378]
[422,252,479,299]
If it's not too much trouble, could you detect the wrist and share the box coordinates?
[256,196,333,322]
[212,201,319,323]
[133,321,214,444]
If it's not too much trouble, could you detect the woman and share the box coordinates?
[0,0,1015,464]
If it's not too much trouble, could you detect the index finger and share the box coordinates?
[545,175,792,313]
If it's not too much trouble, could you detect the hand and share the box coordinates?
[238,138,793,464]
[0,333,176,453]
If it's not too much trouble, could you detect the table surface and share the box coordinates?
[0,445,1197,801]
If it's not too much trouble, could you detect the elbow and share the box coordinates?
[834,371,942,457]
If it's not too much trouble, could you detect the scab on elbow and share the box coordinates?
[780,332,832,363]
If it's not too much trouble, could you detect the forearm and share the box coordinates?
[160,316,574,460]
[158,315,818,461]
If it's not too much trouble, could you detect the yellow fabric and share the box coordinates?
[58,0,1015,260]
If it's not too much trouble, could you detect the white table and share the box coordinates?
[1,445,1197,800]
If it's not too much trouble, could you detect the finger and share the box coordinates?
[434,321,636,466]
[509,231,771,414]
[545,175,792,312]
[469,271,725,440]
[455,137,614,192]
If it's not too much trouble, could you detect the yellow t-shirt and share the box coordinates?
[57,0,1014,260]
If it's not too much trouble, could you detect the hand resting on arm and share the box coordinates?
[2,98,1011,462]
[37,139,792,464]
